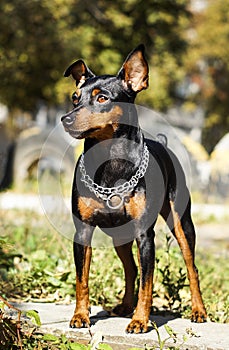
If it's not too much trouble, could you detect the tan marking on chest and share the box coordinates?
[78,196,104,221]
[125,192,146,220]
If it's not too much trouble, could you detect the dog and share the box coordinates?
[61,45,207,333]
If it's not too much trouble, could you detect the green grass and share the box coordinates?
[1,208,228,324]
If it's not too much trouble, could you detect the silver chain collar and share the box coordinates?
[79,143,149,209]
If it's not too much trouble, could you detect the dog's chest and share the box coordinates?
[77,189,146,226]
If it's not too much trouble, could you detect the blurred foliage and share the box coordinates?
[1,0,229,150]
[0,0,190,111]
[183,0,229,152]
[0,0,67,111]
[1,209,229,324]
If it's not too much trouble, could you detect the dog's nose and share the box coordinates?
[61,113,75,127]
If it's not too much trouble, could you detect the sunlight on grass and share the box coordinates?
[0,208,228,323]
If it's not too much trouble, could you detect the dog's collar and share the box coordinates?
[79,143,149,210]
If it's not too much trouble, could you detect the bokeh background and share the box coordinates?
[0,0,229,201]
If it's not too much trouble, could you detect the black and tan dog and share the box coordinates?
[61,45,207,333]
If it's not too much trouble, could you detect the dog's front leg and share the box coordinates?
[126,226,155,333]
[70,229,93,328]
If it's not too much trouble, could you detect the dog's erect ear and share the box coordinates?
[64,60,95,87]
[117,44,149,93]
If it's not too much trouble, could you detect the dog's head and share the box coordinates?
[61,45,148,140]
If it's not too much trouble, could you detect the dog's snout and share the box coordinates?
[61,113,75,126]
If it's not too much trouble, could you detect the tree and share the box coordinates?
[184,0,229,152]
[57,0,191,110]
[0,0,75,111]
[0,0,191,112]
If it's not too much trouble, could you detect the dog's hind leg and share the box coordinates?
[161,197,207,322]
[112,241,138,316]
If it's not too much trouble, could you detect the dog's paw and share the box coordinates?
[126,318,148,334]
[111,303,133,317]
[191,307,207,323]
[70,312,90,328]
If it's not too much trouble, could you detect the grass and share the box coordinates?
[0,205,229,349]
[1,207,228,323]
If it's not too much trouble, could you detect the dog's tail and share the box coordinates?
[156,133,168,147]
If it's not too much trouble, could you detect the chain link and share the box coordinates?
[79,144,149,206]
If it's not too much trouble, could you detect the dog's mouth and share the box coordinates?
[66,129,82,139]
[66,127,101,139]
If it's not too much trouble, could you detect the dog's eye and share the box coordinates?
[97,95,109,104]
